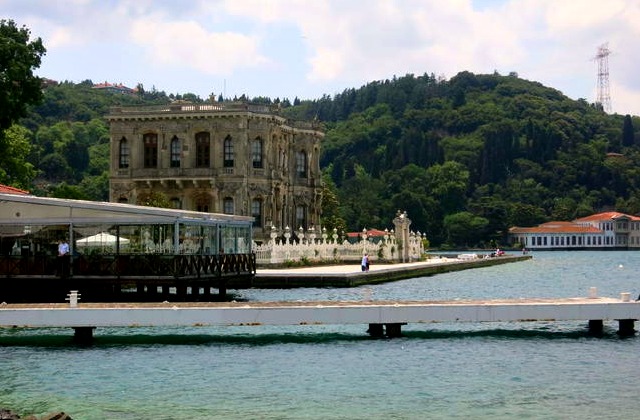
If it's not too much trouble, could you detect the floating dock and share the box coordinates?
[1,294,638,342]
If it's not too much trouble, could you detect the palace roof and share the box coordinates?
[574,211,640,222]
[509,221,602,234]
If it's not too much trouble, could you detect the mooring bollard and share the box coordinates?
[588,287,598,298]
[66,290,81,308]
[620,292,630,302]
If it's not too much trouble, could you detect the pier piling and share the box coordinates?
[73,327,95,344]
[588,319,603,335]
[367,323,384,337]
[617,319,635,336]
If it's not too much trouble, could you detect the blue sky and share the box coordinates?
[2,0,639,115]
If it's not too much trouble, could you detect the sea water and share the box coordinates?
[1,251,639,419]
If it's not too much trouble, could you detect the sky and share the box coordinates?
[2,0,640,116]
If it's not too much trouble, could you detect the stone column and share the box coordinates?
[393,210,412,263]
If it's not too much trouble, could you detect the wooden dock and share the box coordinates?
[1,295,638,341]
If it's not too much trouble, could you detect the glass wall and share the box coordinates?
[0,224,68,257]
[2,222,252,257]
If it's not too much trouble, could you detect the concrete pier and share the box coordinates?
[255,255,531,287]
[1,296,638,341]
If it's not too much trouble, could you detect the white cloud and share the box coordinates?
[3,0,640,115]
[130,17,270,75]
[612,79,640,116]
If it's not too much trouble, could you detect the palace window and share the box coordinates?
[223,197,234,215]
[196,200,210,213]
[119,137,130,168]
[224,136,234,167]
[251,199,262,227]
[295,205,306,229]
[143,133,158,168]
[170,136,181,168]
[296,151,307,178]
[195,132,210,167]
[252,137,263,168]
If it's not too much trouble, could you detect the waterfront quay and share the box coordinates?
[3,253,637,343]
[254,254,531,287]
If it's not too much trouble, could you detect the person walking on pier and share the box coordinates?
[361,253,369,272]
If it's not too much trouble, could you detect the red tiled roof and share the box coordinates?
[347,228,389,238]
[0,184,29,194]
[574,212,640,222]
[510,221,602,234]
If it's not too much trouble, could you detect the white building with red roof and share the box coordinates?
[509,212,640,250]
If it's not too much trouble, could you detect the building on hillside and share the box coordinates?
[508,212,640,250]
[93,82,136,94]
[107,102,324,242]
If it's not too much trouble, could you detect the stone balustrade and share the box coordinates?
[252,227,425,266]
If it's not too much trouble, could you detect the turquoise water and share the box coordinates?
[1,251,639,419]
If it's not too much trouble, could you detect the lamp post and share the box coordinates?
[362,228,368,254]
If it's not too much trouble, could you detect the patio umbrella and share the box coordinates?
[76,232,130,251]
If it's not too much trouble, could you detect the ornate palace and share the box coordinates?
[107,102,324,241]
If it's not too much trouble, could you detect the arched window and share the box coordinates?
[251,199,262,227]
[143,133,158,168]
[223,197,234,214]
[119,137,130,168]
[195,132,210,167]
[296,151,307,178]
[170,136,181,168]
[223,135,234,167]
[252,137,263,168]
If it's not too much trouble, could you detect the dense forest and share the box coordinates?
[5,71,640,248]
[283,72,640,247]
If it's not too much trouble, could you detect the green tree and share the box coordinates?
[338,163,386,230]
[0,124,36,187]
[51,182,89,200]
[622,114,635,147]
[0,19,46,131]
[0,20,45,188]
[320,168,347,234]
[443,212,489,247]
[138,191,171,208]
[426,161,469,214]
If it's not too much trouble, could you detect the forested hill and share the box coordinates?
[284,71,640,247]
[13,72,640,247]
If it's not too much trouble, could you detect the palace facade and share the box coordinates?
[107,102,324,241]
[509,212,640,250]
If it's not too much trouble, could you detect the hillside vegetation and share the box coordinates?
[14,72,640,247]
